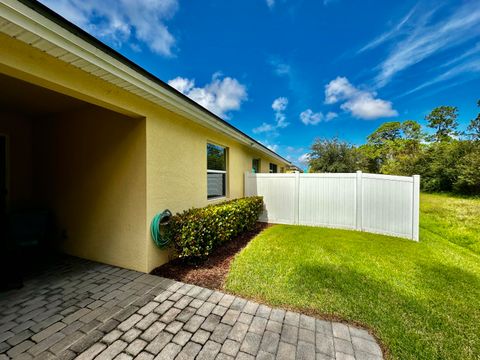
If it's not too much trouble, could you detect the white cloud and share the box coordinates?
[326,112,338,121]
[266,0,275,9]
[399,43,480,97]
[272,97,289,128]
[300,109,324,125]
[268,57,309,100]
[269,58,291,76]
[403,52,480,96]
[40,0,179,56]
[272,97,288,112]
[283,147,309,169]
[440,42,480,69]
[262,141,279,152]
[267,144,279,152]
[286,146,304,154]
[168,77,194,94]
[298,153,310,165]
[253,122,276,134]
[324,77,357,104]
[298,108,338,127]
[324,76,397,120]
[358,5,418,54]
[168,74,247,119]
[373,2,480,86]
[341,93,398,120]
[274,113,288,129]
[253,97,289,134]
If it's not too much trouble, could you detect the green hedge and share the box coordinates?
[166,196,263,259]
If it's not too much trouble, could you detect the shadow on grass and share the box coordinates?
[416,262,480,294]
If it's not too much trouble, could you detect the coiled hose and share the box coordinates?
[150,209,172,248]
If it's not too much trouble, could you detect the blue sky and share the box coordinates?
[40,0,480,165]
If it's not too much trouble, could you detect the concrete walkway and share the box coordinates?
[0,257,383,360]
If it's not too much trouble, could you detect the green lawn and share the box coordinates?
[421,193,480,254]
[225,193,480,360]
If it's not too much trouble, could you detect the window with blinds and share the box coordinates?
[207,143,227,199]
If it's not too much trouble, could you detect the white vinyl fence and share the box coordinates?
[245,171,420,241]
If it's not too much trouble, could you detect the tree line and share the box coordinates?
[307,101,480,195]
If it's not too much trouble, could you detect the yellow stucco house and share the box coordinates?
[0,0,290,272]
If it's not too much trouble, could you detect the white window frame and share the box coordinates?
[207,142,228,200]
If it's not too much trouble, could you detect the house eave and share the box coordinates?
[0,0,290,165]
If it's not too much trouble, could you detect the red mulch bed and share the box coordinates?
[150,223,271,290]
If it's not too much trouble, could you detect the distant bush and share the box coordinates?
[304,102,480,195]
[167,196,263,260]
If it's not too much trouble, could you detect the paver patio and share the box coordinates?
[0,257,383,360]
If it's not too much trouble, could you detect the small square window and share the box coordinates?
[269,163,278,173]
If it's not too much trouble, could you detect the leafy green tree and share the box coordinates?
[419,140,473,192]
[466,100,480,141]
[401,120,423,142]
[379,141,424,176]
[357,143,381,173]
[454,143,480,194]
[425,106,459,142]
[308,138,361,173]
[364,122,401,173]
[306,102,480,194]
[360,120,424,176]
[398,120,424,169]
[367,122,402,145]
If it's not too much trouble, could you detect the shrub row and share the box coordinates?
[166,196,263,260]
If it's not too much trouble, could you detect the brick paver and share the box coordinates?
[0,257,383,359]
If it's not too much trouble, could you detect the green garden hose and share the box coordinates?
[150,209,172,248]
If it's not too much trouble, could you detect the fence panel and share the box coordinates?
[245,173,297,224]
[361,174,414,238]
[245,171,420,241]
[298,174,357,229]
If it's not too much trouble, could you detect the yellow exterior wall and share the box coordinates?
[145,112,284,269]
[31,108,147,271]
[0,33,288,272]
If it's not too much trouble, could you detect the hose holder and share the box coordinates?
[150,209,172,248]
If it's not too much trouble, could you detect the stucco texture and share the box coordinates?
[0,33,288,272]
